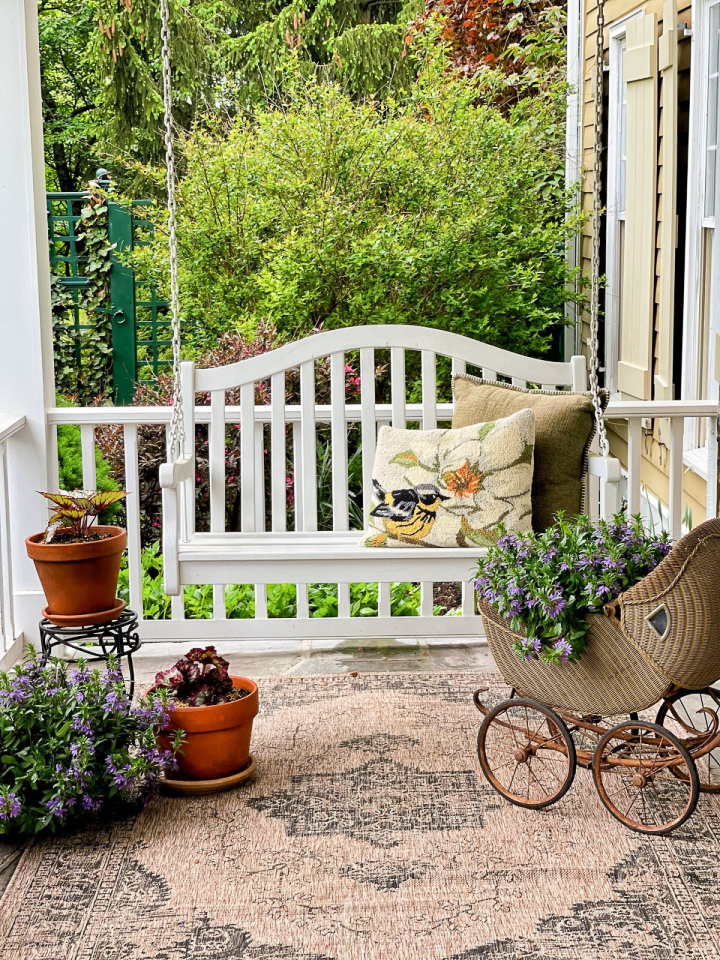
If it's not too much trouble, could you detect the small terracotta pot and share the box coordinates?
[155,676,259,781]
[25,525,127,620]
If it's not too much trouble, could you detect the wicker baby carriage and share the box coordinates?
[474,517,720,835]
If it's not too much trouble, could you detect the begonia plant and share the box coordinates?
[153,646,235,707]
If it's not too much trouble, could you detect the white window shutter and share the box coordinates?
[618,13,658,400]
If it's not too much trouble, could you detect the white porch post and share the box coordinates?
[0,0,56,644]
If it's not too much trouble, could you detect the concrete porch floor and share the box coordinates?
[0,637,495,898]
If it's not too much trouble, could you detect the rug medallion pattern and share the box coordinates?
[1,672,720,959]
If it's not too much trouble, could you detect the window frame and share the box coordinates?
[605,11,645,396]
[682,0,720,462]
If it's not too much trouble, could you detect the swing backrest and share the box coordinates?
[176,325,589,538]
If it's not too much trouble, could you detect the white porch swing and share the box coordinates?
[157,0,622,638]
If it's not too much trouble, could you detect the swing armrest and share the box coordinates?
[587,453,622,519]
[160,457,193,596]
[159,457,194,489]
[587,453,622,483]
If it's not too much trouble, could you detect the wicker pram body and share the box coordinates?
[479,518,720,716]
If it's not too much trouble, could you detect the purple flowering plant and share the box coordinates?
[475,512,672,664]
[0,648,182,836]
[153,646,234,707]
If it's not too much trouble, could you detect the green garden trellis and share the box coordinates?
[47,188,176,403]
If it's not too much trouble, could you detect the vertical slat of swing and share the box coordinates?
[420,351,437,615]
[209,390,226,619]
[123,424,143,618]
[360,348,376,525]
[391,348,406,428]
[292,423,303,531]
[240,382,255,533]
[254,422,267,618]
[166,424,185,620]
[512,377,527,389]
[297,362,317,621]
[80,424,96,491]
[330,353,351,620]
[270,372,286,532]
[482,368,497,382]
[330,353,349,531]
[627,419,642,514]
[668,417,684,540]
[360,348,380,618]
[299,361,317,532]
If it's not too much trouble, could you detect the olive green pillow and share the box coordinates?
[452,374,607,532]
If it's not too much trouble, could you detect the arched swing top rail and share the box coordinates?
[191,325,586,394]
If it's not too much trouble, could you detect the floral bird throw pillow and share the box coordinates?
[360,409,535,548]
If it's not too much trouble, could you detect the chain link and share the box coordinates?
[160,0,185,459]
[589,0,609,456]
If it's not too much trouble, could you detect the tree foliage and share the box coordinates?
[130,47,580,356]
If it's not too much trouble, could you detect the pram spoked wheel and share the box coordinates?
[477,698,576,808]
[655,687,720,792]
[592,721,699,835]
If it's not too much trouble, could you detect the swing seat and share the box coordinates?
[160,325,621,634]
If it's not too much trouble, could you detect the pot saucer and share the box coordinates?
[42,597,127,628]
[161,755,257,796]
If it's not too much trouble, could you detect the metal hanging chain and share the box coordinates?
[589,0,610,457]
[160,0,186,459]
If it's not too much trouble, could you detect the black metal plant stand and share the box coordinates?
[39,609,141,698]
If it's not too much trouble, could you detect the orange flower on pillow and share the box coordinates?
[442,461,483,498]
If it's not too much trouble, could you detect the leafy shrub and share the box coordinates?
[0,651,178,836]
[475,513,672,664]
[131,51,581,353]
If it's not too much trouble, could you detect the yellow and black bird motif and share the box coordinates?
[370,480,450,544]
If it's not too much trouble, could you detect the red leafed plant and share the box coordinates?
[409,0,562,94]
[153,646,235,707]
[39,489,128,542]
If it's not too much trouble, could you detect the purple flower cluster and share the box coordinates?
[476,512,673,664]
[0,650,179,836]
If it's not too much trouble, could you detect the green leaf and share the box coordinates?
[389,451,418,468]
[477,422,496,442]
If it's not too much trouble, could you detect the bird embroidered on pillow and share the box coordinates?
[360,409,535,548]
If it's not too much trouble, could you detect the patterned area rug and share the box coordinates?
[2,671,720,960]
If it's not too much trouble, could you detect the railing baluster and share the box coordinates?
[123,424,143,617]
[461,580,476,617]
[391,348,406,428]
[422,351,437,429]
[627,419,642,514]
[47,422,60,493]
[338,583,351,619]
[213,585,226,620]
[0,441,15,651]
[669,417,683,540]
[166,423,186,620]
[297,583,309,619]
[240,382,255,532]
[421,582,434,618]
[706,415,718,521]
[360,348,376,525]
[255,584,268,619]
[300,361,317,532]
[378,582,391,618]
[331,353,349,532]
[80,423,96,491]
[270,372,286,532]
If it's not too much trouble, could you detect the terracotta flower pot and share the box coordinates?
[25,525,126,621]
[155,676,259,781]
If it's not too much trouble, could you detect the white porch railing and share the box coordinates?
[41,399,719,643]
[0,414,26,656]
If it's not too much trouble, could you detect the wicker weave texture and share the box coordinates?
[479,601,673,715]
[620,518,720,690]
